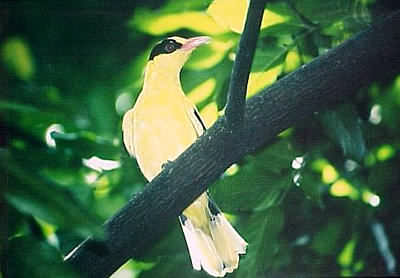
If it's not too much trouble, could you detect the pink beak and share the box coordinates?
[181,36,211,51]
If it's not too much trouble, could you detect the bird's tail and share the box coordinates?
[179,193,247,277]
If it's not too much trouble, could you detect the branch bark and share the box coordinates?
[66,11,400,278]
[224,0,266,129]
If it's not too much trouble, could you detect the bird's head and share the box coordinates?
[147,36,210,73]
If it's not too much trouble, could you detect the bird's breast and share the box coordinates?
[133,96,198,181]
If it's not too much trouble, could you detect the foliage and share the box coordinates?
[1,0,399,277]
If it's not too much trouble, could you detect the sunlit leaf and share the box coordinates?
[321,164,339,184]
[375,144,395,162]
[183,56,233,111]
[187,78,216,104]
[199,101,218,127]
[131,9,227,35]
[258,1,306,36]
[247,65,283,98]
[311,158,330,172]
[187,38,236,70]
[261,9,289,29]
[1,37,35,81]
[207,0,248,33]
[330,179,359,200]
[208,0,289,34]
[338,237,357,267]
[284,50,301,73]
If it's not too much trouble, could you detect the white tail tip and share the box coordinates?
[179,212,247,277]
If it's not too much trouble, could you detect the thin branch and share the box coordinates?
[224,0,267,129]
[371,220,397,275]
[66,11,400,278]
[286,0,317,29]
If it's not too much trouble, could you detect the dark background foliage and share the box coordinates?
[1,0,399,277]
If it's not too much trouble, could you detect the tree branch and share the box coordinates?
[370,220,397,275]
[225,0,267,129]
[66,11,400,278]
[286,0,317,29]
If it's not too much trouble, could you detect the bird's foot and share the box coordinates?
[161,160,173,169]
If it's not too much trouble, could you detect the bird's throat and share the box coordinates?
[143,62,183,96]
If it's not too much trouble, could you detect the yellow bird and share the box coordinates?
[122,36,247,277]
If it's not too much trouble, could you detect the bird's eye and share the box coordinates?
[164,43,176,53]
[149,39,182,60]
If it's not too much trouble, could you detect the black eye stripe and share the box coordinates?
[149,39,183,60]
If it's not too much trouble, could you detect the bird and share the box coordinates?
[122,36,247,277]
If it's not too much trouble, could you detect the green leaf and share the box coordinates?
[4,236,79,278]
[259,21,307,37]
[0,1,396,277]
[366,161,399,189]
[2,204,26,238]
[294,0,366,27]
[236,207,285,278]
[138,224,207,278]
[140,223,187,261]
[214,76,230,111]
[320,104,367,162]
[311,218,344,255]
[2,105,66,144]
[298,171,325,205]
[257,1,309,39]
[210,139,294,213]
[296,31,319,60]
[1,150,102,237]
[182,67,220,97]
[183,56,233,111]
[252,37,288,72]
[265,0,297,19]
[52,130,120,158]
[139,253,206,278]
[312,32,333,53]
[211,57,234,110]
[0,100,39,113]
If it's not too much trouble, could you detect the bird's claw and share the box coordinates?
[162,160,173,169]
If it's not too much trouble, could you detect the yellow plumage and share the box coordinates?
[122,36,247,277]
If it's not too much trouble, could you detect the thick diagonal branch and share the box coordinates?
[66,11,400,278]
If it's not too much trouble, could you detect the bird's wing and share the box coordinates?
[122,108,136,157]
[184,99,207,137]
